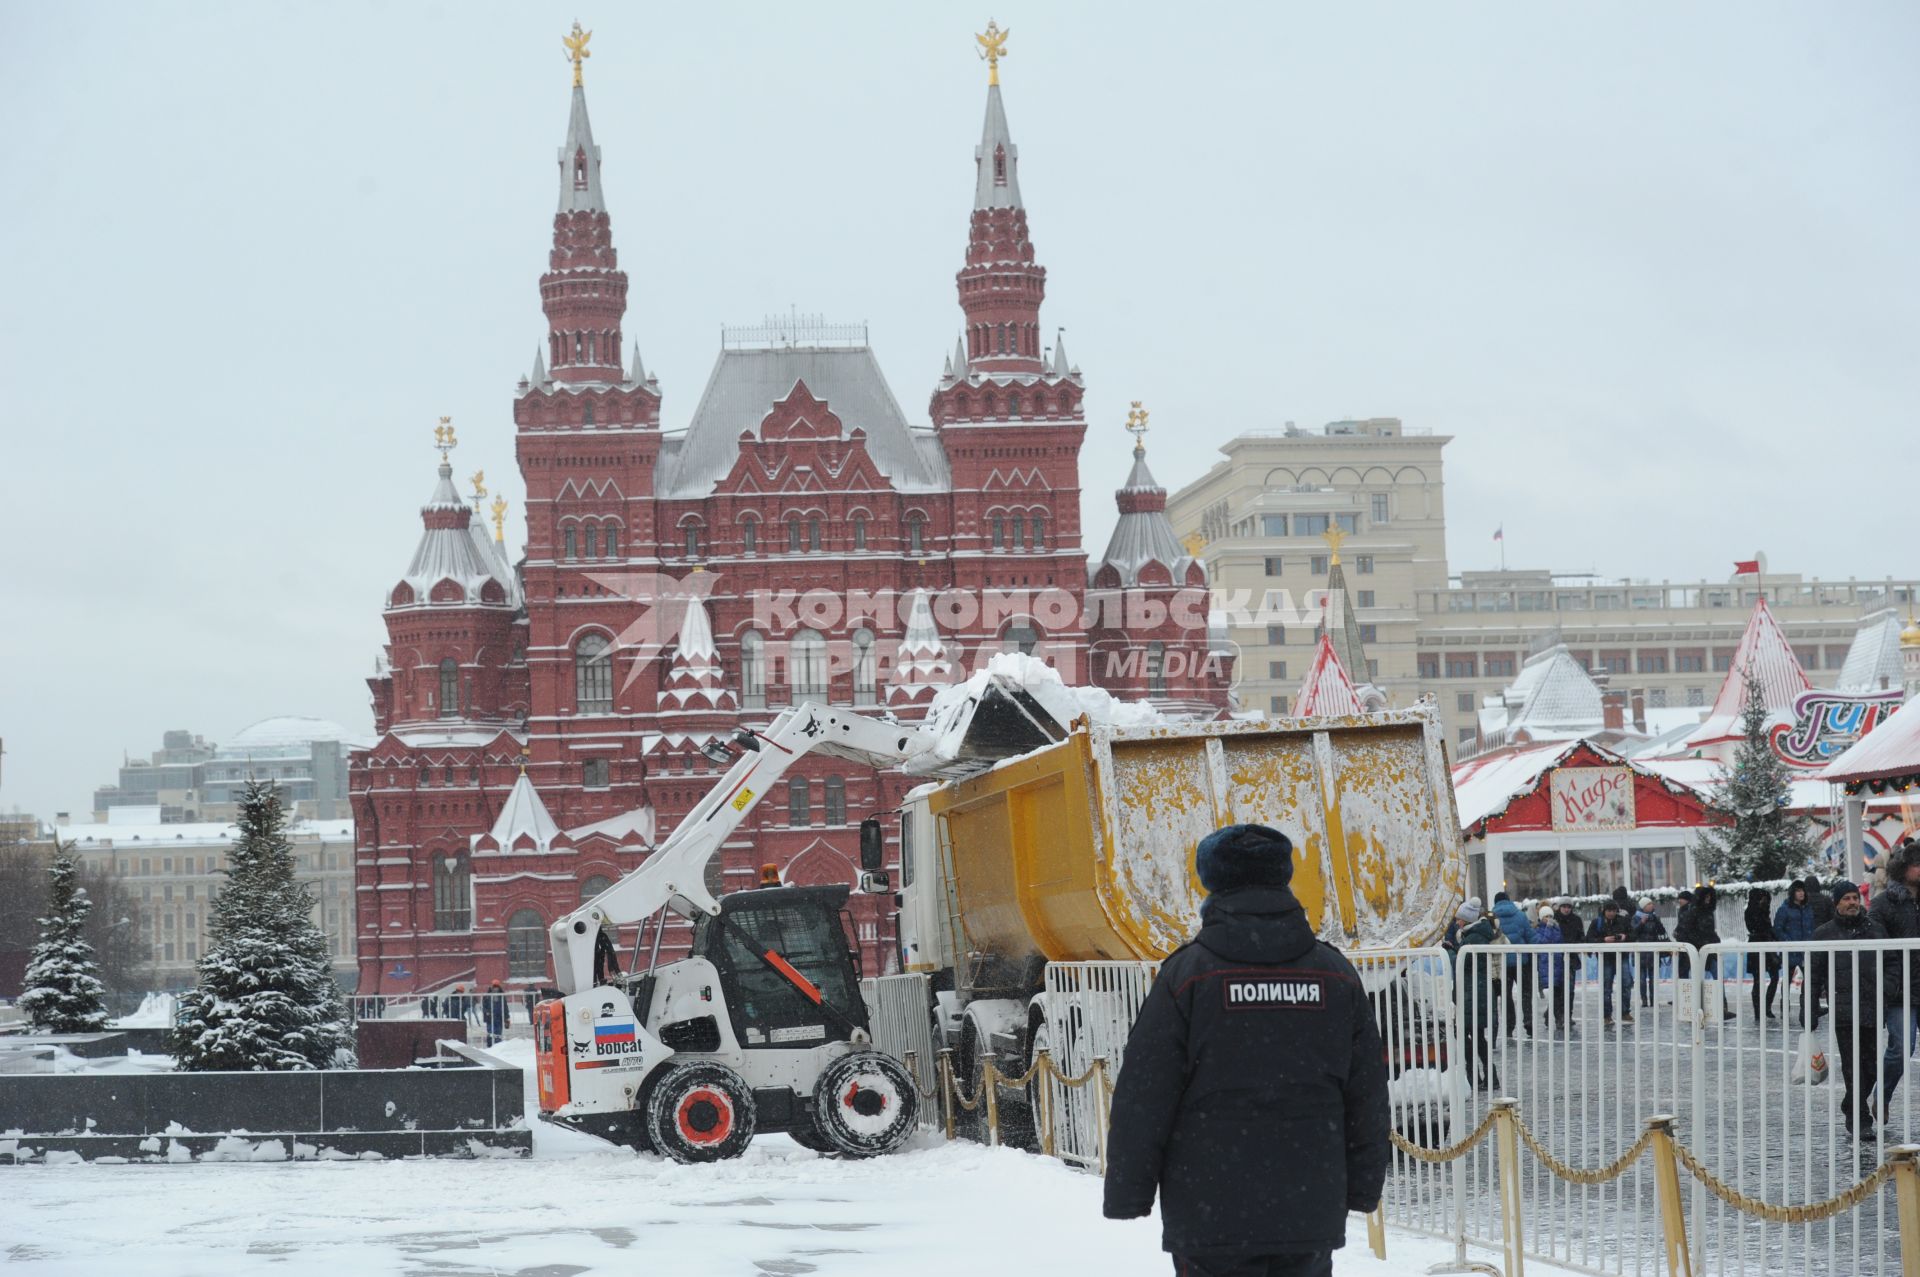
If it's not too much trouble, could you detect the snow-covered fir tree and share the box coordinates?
[19,841,110,1033]
[172,781,351,1070]
[1695,667,1819,882]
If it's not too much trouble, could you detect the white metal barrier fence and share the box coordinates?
[861,974,939,1128]
[1041,961,1160,1170]
[1451,937,1920,1277]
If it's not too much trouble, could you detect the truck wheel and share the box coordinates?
[811,1051,918,1157]
[644,1060,756,1163]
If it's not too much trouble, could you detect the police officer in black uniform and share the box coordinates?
[1103,823,1391,1277]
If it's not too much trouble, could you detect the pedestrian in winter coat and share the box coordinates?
[1870,839,1920,1109]
[1811,881,1888,1139]
[1673,885,1724,976]
[482,980,509,1046]
[1631,898,1666,1007]
[1809,879,1837,932]
[1744,887,1782,1019]
[1104,823,1390,1273]
[1587,899,1634,1025]
[1775,881,1817,1025]
[1492,893,1536,1036]
[1534,905,1574,1032]
[1445,898,1500,1087]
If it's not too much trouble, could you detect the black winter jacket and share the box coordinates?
[1810,911,1887,1025]
[1103,886,1390,1257]
[1868,878,1920,1006]
[1808,882,1836,932]
[1674,887,1722,951]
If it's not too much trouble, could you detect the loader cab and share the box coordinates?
[691,885,868,1050]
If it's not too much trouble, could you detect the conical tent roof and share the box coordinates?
[474,770,566,854]
[1293,634,1364,717]
[1677,597,1810,752]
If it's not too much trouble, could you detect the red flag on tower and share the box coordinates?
[1493,525,1503,542]
[1733,559,1760,576]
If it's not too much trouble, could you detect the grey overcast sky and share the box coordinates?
[1,2,1914,819]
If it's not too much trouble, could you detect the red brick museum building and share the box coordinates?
[349,50,1232,995]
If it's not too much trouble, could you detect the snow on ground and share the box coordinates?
[113,991,178,1028]
[1,1036,1566,1276]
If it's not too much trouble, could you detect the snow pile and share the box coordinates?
[114,992,178,1028]
[911,651,1165,773]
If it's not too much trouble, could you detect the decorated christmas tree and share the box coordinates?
[1695,666,1819,882]
[172,781,351,1070]
[19,841,110,1033]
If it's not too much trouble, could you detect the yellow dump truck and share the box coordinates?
[893,707,1463,1076]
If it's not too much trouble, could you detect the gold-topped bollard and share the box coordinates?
[983,1056,1001,1148]
[1890,1144,1920,1277]
[1366,1205,1387,1260]
[1647,1114,1693,1277]
[1491,1098,1525,1277]
[1093,1056,1112,1177]
[1035,1047,1056,1158]
[937,1048,956,1142]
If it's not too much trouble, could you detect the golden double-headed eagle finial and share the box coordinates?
[1125,401,1150,454]
[434,416,457,457]
[1323,523,1347,567]
[490,495,508,544]
[564,21,592,88]
[976,20,1009,86]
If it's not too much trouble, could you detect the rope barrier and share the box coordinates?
[1514,1118,1656,1187]
[1389,1109,1501,1165]
[1670,1141,1898,1225]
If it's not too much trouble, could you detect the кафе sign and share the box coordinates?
[1549,766,1636,832]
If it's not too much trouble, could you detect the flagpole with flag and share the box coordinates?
[1494,524,1505,572]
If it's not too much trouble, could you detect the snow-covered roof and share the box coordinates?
[1819,698,1920,787]
[1675,598,1810,752]
[216,717,371,759]
[1093,446,1195,587]
[1639,756,1841,815]
[1453,739,1712,836]
[396,462,518,609]
[655,347,947,498]
[474,771,567,854]
[1834,609,1906,694]
[385,726,521,750]
[1293,634,1363,717]
[1506,645,1602,733]
[569,806,656,847]
[56,817,354,848]
[974,82,1022,210]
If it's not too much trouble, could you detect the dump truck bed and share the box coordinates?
[929,708,1464,962]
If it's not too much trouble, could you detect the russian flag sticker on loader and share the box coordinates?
[583,1020,645,1065]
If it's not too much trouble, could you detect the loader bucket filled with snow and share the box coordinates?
[906,679,1069,775]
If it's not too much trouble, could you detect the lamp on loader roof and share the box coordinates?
[857,817,889,894]
[699,737,735,765]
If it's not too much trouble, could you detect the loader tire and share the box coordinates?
[644,1060,756,1163]
[811,1051,918,1158]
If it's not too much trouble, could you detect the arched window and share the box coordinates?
[824,775,847,825]
[1147,641,1167,696]
[1031,514,1046,550]
[684,523,702,558]
[791,628,827,698]
[906,514,926,556]
[506,909,546,978]
[583,401,595,427]
[1011,515,1026,551]
[438,658,459,719]
[994,145,1007,182]
[432,856,471,931]
[992,516,1005,550]
[576,633,613,715]
[787,777,811,826]
[852,628,877,706]
[808,517,822,551]
[741,516,759,555]
[563,526,577,560]
[740,630,766,708]
[787,516,802,553]
[579,874,613,906]
[604,525,619,559]
[851,514,867,550]
[584,525,599,559]
[1003,621,1040,655]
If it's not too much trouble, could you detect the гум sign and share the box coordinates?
[1550,766,1636,831]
